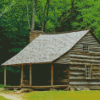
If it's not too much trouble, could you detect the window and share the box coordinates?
[86,66,91,78]
[83,44,89,52]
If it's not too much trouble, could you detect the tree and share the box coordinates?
[41,0,50,32]
[26,0,35,31]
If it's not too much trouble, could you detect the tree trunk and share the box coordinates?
[44,1,50,32]
[26,0,31,30]
[41,0,50,32]
[32,0,35,31]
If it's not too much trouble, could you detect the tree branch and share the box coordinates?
[52,0,74,32]
[59,11,72,23]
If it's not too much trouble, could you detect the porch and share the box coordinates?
[4,64,69,90]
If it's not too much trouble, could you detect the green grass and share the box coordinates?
[22,90,100,100]
[0,84,10,89]
[0,84,4,88]
[0,84,11,93]
[0,96,11,100]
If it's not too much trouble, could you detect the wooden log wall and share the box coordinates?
[54,64,69,85]
[92,65,100,79]
[55,32,100,65]
[69,65,100,86]
[55,32,100,86]
[69,32,100,65]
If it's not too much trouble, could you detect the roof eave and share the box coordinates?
[1,62,52,66]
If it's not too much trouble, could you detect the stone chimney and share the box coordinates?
[30,30,45,42]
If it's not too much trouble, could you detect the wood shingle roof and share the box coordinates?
[2,29,90,66]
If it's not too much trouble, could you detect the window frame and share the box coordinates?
[83,44,89,52]
[85,65,92,79]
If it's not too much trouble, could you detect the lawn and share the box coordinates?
[0,96,10,100]
[0,84,10,89]
[22,90,100,100]
[0,84,4,88]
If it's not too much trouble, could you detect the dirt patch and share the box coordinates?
[0,92,23,100]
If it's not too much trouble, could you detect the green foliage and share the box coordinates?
[7,66,21,73]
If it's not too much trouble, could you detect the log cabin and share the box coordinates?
[2,29,100,90]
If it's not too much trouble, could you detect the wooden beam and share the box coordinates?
[30,64,32,86]
[21,65,23,87]
[70,58,100,63]
[70,54,100,59]
[69,72,84,75]
[4,85,68,89]
[70,82,100,85]
[4,66,7,87]
[51,64,53,86]
[69,62,100,65]
[69,67,85,71]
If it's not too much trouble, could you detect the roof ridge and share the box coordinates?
[41,29,90,35]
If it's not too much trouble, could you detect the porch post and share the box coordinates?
[4,65,7,87]
[51,64,53,86]
[30,64,32,86]
[21,65,23,87]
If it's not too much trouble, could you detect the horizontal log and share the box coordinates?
[90,46,100,49]
[79,41,98,44]
[70,58,100,63]
[82,37,96,40]
[55,60,70,63]
[70,54,100,59]
[89,49,100,52]
[69,72,84,75]
[92,70,100,72]
[69,82,100,85]
[81,40,97,43]
[69,67,85,71]
[69,76,84,79]
[92,73,100,76]
[92,77,100,79]
[70,65,85,68]
[92,68,100,70]
[70,78,100,81]
[78,42,98,45]
[70,74,84,77]
[71,49,83,52]
[89,51,100,54]
[5,85,69,89]
[90,86,100,90]
[71,49,100,53]
[81,36,97,40]
[70,70,85,73]
[69,62,100,65]
[70,52,100,56]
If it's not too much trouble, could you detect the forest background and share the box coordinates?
[0,0,100,84]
